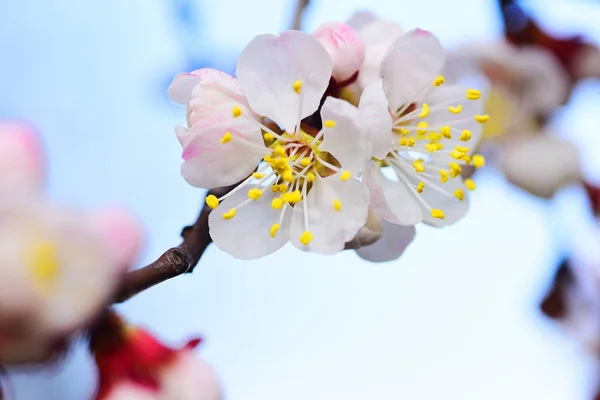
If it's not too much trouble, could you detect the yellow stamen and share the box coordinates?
[413,160,425,173]
[425,143,438,153]
[340,171,352,181]
[465,179,476,191]
[300,231,313,245]
[300,157,311,167]
[324,119,336,128]
[293,80,303,94]
[440,126,452,139]
[466,89,481,100]
[282,170,294,182]
[475,114,490,123]
[416,121,429,134]
[220,132,232,144]
[419,103,430,118]
[400,128,411,136]
[454,188,465,201]
[273,145,286,157]
[448,105,462,114]
[434,76,445,87]
[449,162,462,178]
[222,208,236,220]
[333,199,342,211]
[205,195,219,209]
[472,154,485,168]
[248,188,262,200]
[270,224,281,238]
[417,182,424,193]
[439,170,449,183]
[232,106,242,117]
[406,138,415,147]
[271,198,283,210]
[307,172,316,182]
[459,130,472,141]
[252,172,265,179]
[263,133,274,143]
[456,145,469,153]
[431,209,445,219]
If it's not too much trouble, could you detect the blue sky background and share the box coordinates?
[1,0,600,399]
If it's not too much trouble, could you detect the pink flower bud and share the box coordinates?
[313,22,365,83]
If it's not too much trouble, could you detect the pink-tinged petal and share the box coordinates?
[363,161,422,225]
[101,383,158,400]
[161,351,222,400]
[236,30,332,133]
[313,22,365,82]
[209,188,291,260]
[344,208,383,249]
[356,220,415,262]
[319,97,370,175]
[168,69,205,105]
[380,29,445,110]
[181,120,267,188]
[289,174,369,254]
[358,79,393,159]
[0,120,45,196]
[89,208,143,270]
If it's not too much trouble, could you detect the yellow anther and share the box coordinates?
[459,130,472,141]
[450,149,463,160]
[264,155,273,163]
[417,182,425,193]
[406,138,415,147]
[439,170,449,183]
[270,223,281,238]
[232,106,242,117]
[333,199,342,211]
[440,126,452,139]
[263,133,275,143]
[282,170,294,182]
[307,172,316,182]
[399,138,408,147]
[300,157,311,167]
[291,190,302,203]
[220,132,232,144]
[282,190,302,204]
[252,172,265,179]
[475,114,490,123]
[222,208,236,220]
[456,145,470,153]
[472,154,485,168]
[293,80,303,94]
[324,119,336,128]
[431,209,445,219]
[271,197,283,210]
[413,160,425,173]
[205,195,219,209]
[448,105,463,114]
[416,121,429,134]
[248,188,262,200]
[300,231,313,245]
[271,184,288,193]
[434,75,445,87]
[273,145,286,157]
[340,171,352,181]
[465,179,476,191]
[434,142,444,150]
[425,143,438,153]
[466,89,481,100]
[419,103,430,118]
[454,188,465,201]
[449,162,462,178]
[461,154,472,164]
[400,128,411,136]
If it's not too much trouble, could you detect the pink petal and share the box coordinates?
[313,22,365,82]
[90,208,143,270]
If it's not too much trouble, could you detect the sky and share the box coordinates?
[1,0,600,399]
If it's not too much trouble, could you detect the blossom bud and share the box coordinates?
[313,22,365,83]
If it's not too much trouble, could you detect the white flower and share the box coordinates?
[172,31,390,259]
[313,22,365,83]
[362,29,485,228]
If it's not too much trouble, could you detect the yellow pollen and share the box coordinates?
[340,171,352,181]
[461,154,472,164]
[399,138,408,146]
[293,80,303,94]
[406,138,415,147]
[232,106,242,117]
[475,114,490,123]
[448,105,462,114]
[440,126,452,139]
[300,231,313,245]
[434,76,445,87]
[454,188,465,201]
[222,208,236,220]
[263,133,275,143]
[27,241,61,291]
[282,170,294,182]
[450,149,463,160]
[466,89,481,100]
[252,172,265,179]
[416,121,429,134]
[413,160,425,173]
[307,172,316,182]
[459,130,472,141]
[400,128,411,136]
[456,145,470,153]
[324,119,336,128]
[271,197,283,210]
[205,195,219,209]
[472,154,485,168]
[425,143,438,153]
[282,190,302,204]
[465,179,476,191]
[431,209,445,219]
[248,188,262,200]
[449,162,462,178]
[419,103,430,118]
[220,132,232,144]
[300,157,311,167]
[333,199,342,211]
[270,224,281,238]
[273,145,286,157]
[434,142,444,150]
[417,182,424,193]
[439,170,449,183]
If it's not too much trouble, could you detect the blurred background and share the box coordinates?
[1,0,600,398]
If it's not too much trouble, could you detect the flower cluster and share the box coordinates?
[0,121,141,364]
[169,18,486,261]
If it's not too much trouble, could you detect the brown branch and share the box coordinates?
[290,0,310,30]
[114,184,236,303]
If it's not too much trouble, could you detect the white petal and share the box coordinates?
[319,97,370,175]
[356,20,404,89]
[236,31,332,133]
[419,168,470,227]
[501,135,581,198]
[168,70,204,105]
[380,29,445,110]
[363,161,422,225]
[345,208,383,249]
[209,188,291,260]
[289,174,368,254]
[356,220,415,262]
[358,79,393,159]
[181,120,266,188]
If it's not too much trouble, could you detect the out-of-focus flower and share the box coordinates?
[362,29,485,228]
[92,313,221,400]
[171,31,391,259]
[501,133,581,199]
[313,22,365,83]
[0,122,142,364]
